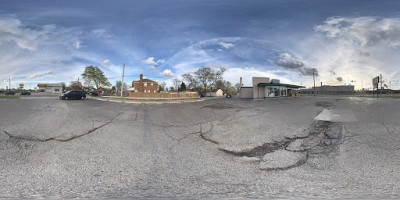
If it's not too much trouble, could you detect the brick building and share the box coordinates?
[131,74,158,94]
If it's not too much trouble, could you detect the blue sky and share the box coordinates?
[1,0,400,89]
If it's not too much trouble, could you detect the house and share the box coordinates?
[205,89,223,97]
[240,77,304,98]
[130,74,158,94]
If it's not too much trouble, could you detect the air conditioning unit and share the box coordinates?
[271,79,280,84]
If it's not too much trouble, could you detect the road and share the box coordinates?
[1,95,400,199]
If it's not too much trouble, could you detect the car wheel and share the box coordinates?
[65,96,68,100]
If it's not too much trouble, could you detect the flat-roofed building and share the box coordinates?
[240,77,304,99]
[37,83,64,93]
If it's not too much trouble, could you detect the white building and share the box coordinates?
[37,83,64,93]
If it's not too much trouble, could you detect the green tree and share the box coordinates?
[228,86,237,95]
[179,82,187,91]
[215,80,231,94]
[81,65,111,90]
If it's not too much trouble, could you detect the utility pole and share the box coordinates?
[313,69,316,96]
[9,76,11,91]
[121,64,125,98]
[380,74,383,97]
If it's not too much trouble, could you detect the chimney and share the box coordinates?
[140,74,143,83]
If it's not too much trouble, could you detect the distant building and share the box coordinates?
[130,74,158,94]
[37,83,64,93]
[300,85,354,95]
[240,77,304,99]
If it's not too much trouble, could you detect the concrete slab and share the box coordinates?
[259,150,307,170]
[315,108,357,122]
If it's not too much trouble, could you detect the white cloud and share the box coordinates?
[27,70,53,80]
[141,57,165,65]
[219,42,235,49]
[224,67,295,86]
[142,57,158,65]
[73,41,81,49]
[102,59,111,66]
[0,17,55,50]
[160,69,175,78]
[315,17,400,47]
[296,16,400,89]
[91,29,113,38]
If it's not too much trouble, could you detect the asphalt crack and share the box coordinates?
[2,112,122,143]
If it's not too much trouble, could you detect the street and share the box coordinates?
[1,95,400,199]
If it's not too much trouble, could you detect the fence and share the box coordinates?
[128,92,199,99]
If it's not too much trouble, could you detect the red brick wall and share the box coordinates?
[128,92,198,99]
[132,82,158,93]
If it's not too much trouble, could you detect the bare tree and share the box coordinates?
[197,66,225,92]
[158,81,167,92]
[182,73,198,90]
[173,78,182,91]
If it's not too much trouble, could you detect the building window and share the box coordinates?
[154,90,156,93]
[135,90,138,92]
[144,83,147,87]
[151,83,153,87]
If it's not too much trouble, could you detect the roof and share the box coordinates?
[257,83,305,88]
[132,79,157,83]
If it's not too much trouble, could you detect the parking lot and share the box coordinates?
[1,95,400,199]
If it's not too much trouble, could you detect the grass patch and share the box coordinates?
[100,97,200,101]
[0,96,20,99]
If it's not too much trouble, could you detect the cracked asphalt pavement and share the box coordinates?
[1,95,400,199]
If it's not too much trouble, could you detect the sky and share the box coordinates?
[1,0,400,90]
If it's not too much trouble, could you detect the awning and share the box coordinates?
[257,83,305,88]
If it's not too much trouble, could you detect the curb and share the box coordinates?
[90,97,205,105]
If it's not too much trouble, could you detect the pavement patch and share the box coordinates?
[259,150,308,170]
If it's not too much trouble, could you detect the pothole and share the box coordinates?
[315,101,334,108]
[202,103,238,109]
[219,140,289,158]
[219,120,342,171]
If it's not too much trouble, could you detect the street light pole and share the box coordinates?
[121,64,125,98]
[313,69,316,96]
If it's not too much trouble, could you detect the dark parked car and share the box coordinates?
[5,90,15,95]
[89,91,99,96]
[20,91,31,95]
[59,90,86,100]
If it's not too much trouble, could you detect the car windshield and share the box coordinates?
[1,1,400,199]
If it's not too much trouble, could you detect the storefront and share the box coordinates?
[258,83,304,98]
